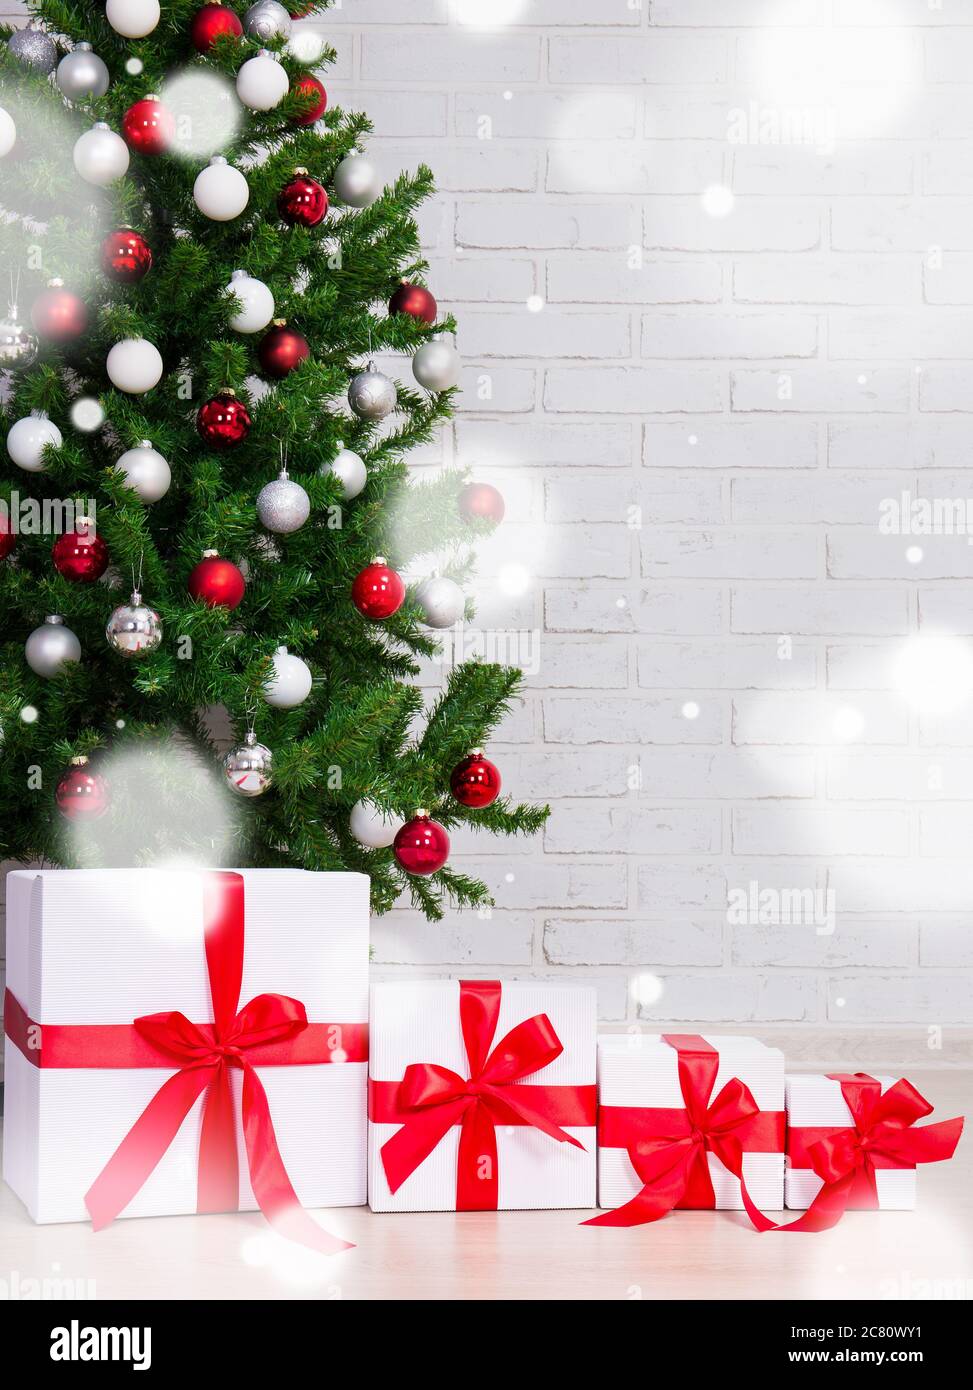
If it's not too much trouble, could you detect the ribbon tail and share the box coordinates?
[584,1145,696,1228]
[85,1066,214,1231]
[483,1086,587,1150]
[716,1135,857,1233]
[241,1065,352,1255]
[457,1101,499,1211]
[197,1061,239,1215]
[380,1097,469,1195]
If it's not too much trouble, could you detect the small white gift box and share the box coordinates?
[785,1073,912,1210]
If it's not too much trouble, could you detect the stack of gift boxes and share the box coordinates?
[2,870,964,1249]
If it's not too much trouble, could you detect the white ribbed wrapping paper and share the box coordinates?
[597,1033,786,1213]
[368,980,596,1211]
[3,869,369,1224]
[784,1073,915,1210]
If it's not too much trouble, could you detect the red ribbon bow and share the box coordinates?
[746,1073,964,1234]
[586,1034,784,1228]
[371,980,595,1209]
[6,871,362,1255]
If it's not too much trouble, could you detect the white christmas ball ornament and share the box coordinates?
[194,156,249,222]
[413,336,460,392]
[225,270,275,334]
[115,440,171,503]
[6,412,62,473]
[244,0,292,42]
[256,470,310,534]
[348,361,397,421]
[334,150,381,208]
[0,106,16,159]
[73,123,130,187]
[350,798,404,850]
[105,0,160,39]
[57,43,110,102]
[106,338,163,395]
[26,615,81,679]
[322,441,367,500]
[236,50,289,112]
[263,645,312,709]
[416,574,465,629]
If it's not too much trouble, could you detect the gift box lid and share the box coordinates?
[597,1032,784,1112]
[785,1072,899,1129]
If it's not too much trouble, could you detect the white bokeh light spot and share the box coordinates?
[630,973,664,1008]
[161,70,240,159]
[682,701,700,720]
[905,545,923,565]
[832,705,865,742]
[894,634,973,714]
[526,294,544,313]
[701,184,734,218]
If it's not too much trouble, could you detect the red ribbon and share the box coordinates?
[742,1072,964,1234]
[585,1034,785,1228]
[4,871,366,1255]
[369,980,595,1209]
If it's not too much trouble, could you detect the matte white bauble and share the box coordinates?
[333,150,381,208]
[322,442,367,500]
[0,106,16,158]
[236,51,289,112]
[26,615,81,679]
[106,338,163,395]
[225,270,275,334]
[413,336,460,392]
[263,645,312,708]
[115,440,171,503]
[105,0,160,39]
[73,123,130,187]
[6,412,62,472]
[415,574,465,629]
[193,156,249,221]
[350,798,404,850]
[56,43,110,102]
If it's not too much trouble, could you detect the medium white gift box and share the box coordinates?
[597,1033,786,1213]
[785,1073,912,1210]
[3,868,369,1228]
[367,979,597,1211]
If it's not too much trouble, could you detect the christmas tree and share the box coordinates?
[0,0,545,919]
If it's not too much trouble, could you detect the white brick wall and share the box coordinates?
[5,0,973,1058]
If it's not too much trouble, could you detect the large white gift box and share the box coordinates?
[367,979,597,1211]
[597,1033,785,1214]
[3,868,369,1230]
[785,1073,913,1210]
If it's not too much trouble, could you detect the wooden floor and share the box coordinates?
[1,1070,969,1301]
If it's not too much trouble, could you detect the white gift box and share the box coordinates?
[3,868,369,1225]
[597,1034,786,1212]
[785,1073,914,1210]
[367,980,597,1211]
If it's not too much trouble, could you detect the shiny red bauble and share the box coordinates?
[458,481,505,525]
[351,558,405,621]
[393,811,450,876]
[52,522,109,584]
[389,282,437,325]
[30,283,87,343]
[287,1,316,15]
[257,321,309,379]
[56,758,110,822]
[101,228,153,284]
[290,74,327,126]
[122,96,176,156]
[277,169,328,227]
[197,391,252,449]
[0,516,15,561]
[450,750,502,809]
[190,2,243,52]
[188,551,246,610]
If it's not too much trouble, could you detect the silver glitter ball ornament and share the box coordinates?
[415,574,465,629]
[244,0,291,42]
[0,308,37,368]
[321,440,367,500]
[106,589,162,657]
[25,615,81,678]
[56,43,110,102]
[223,729,273,797]
[333,150,381,209]
[348,361,397,421]
[413,336,460,392]
[8,26,58,75]
[256,469,310,534]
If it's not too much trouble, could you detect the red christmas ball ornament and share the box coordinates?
[122,96,176,156]
[188,550,246,610]
[257,320,309,379]
[287,1,316,15]
[458,481,505,525]
[393,810,450,876]
[389,282,437,325]
[191,2,244,52]
[290,74,327,127]
[450,749,502,809]
[30,280,87,343]
[197,390,252,449]
[0,515,15,561]
[56,757,110,822]
[277,168,328,228]
[101,228,153,284]
[52,519,109,584]
[352,556,405,621]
